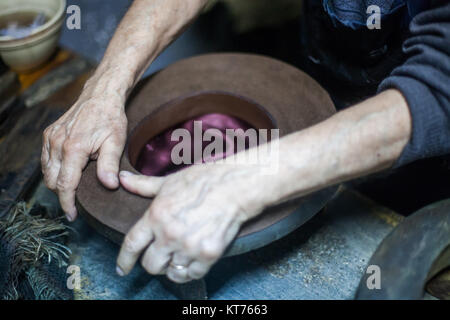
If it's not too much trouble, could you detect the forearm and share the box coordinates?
[85,0,208,101]
[115,90,411,281]
[237,89,412,214]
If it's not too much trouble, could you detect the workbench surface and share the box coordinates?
[31,182,401,300]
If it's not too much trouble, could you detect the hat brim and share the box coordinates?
[76,53,336,255]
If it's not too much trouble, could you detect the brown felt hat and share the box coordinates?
[76,53,336,255]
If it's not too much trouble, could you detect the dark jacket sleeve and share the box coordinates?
[378,1,450,167]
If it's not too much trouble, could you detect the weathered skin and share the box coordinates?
[116,89,412,283]
[42,0,209,221]
[41,0,412,283]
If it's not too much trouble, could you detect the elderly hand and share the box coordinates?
[116,163,266,283]
[40,0,212,223]
[41,76,127,221]
[116,88,413,283]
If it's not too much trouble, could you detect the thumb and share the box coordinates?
[119,171,165,197]
[97,135,125,189]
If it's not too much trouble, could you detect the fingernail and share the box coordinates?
[65,207,77,222]
[108,172,119,184]
[116,265,125,276]
[119,171,134,178]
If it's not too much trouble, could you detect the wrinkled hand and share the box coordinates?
[41,80,127,221]
[116,164,264,283]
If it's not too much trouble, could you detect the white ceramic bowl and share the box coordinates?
[0,0,66,73]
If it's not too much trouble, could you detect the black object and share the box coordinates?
[355,199,450,299]
[0,59,7,77]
